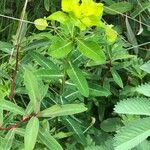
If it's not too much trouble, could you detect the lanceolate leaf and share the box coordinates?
[77,40,106,64]
[63,117,87,145]
[30,51,59,70]
[67,63,89,97]
[0,129,15,150]
[114,117,150,150]
[35,69,64,80]
[48,37,72,58]
[136,83,150,97]
[24,101,34,117]
[126,17,138,54]
[111,69,123,88]
[89,83,111,97]
[114,97,150,116]
[38,127,63,150]
[104,2,133,15]
[24,117,39,150]
[39,103,87,118]
[24,69,40,110]
[0,100,25,115]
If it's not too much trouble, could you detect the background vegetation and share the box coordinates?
[0,0,150,149]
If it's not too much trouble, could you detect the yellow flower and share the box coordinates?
[105,25,118,43]
[81,0,103,18]
[61,0,80,13]
[61,0,104,30]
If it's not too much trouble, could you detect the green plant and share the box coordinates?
[0,0,150,150]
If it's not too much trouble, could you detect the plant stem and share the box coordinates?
[9,0,28,99]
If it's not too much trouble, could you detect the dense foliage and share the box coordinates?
[0,0,150,149]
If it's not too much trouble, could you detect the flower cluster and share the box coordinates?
[61,0,103,30]
[34,0,118,43]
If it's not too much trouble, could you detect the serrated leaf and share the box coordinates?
[140,61,150,74]
[114,97,150,116]
[24,69,41,111]
[67,63,89,97]
[35,69,63,80]
[114,117,150,150]
[0,41,12,53]
[48,37,72,58]
[77,40,106,64]
[136,83,150,97]
[38,127,63,150]
[0,100,25,115]
[111,69,123,88]
[24,117,39,150]
[39,103,87,118]
[30,51,59,70]
[104,2,133,15]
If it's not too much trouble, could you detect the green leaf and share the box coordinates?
[111,69,123,88]
[22,39,50,51]
[0,41,12,53]
[0,109,3,126]
[114,97,150,116]
[24,117,39,150]
[67,63,89,97]
[136,83,150,97]
[114,117,150,150]
[77,40,106,64]
[35,69,63,80]
[48,37,72,58]
[126,17,138,54]
[24,69,41,111]
[136,140,150,150]
[85,145,107,150]
[0,129,15,150]
[39,103,87,118]
[140,61,150,74]
[30,51,59,70]
[131,2,150,18]
[47,11,69,24]
[0,100,25,115]
[44,0,50,11]
[100,118,122,132]
[38,127,63,150]
[104,2,133,15]
[89,83,111,97]
[63,117,87,145]
[24,101,34,117]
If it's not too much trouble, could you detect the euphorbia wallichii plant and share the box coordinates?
[33,0,119,98]
[34,0,118,43]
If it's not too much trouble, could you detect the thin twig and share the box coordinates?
[0,113,37,131]
[9,0,28,99]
